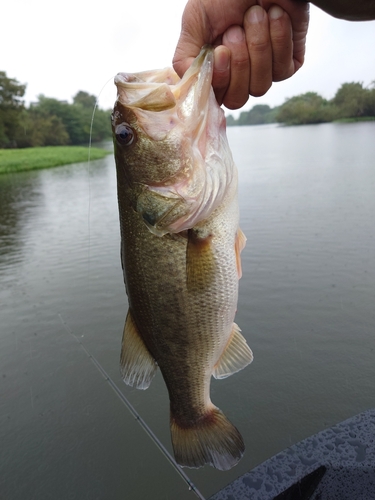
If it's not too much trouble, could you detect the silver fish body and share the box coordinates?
[112,47,253,471]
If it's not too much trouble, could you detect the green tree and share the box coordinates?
[34,95,86,144]
[226,114,236,126]
[363,81,375,117]
[14,108,69,147]
[227,104,279,126]
[89,107,111,143]
[276,92,337,125]
[33,93,111,145]
[333,82,367,118]
[73,90,97,109]
[72,91,111,143]
[0,71,26,147]
[241,104,273,125]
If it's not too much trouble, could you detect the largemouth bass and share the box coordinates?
[111,46,253,471]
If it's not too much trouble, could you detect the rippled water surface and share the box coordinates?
[1,122,374,499]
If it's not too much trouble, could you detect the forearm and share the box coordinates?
[309,0,375,20]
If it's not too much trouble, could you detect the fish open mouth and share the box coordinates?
[114,46,214,117]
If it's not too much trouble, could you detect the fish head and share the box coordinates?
[112,67,183,187]
[112,46,234,235]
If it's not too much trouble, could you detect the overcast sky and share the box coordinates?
[2,0,375,116]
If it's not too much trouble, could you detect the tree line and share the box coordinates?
[0,71,112,148]
[3,71,374,147]
[227,81,375,126]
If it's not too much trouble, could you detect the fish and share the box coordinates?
[111,46,253,471]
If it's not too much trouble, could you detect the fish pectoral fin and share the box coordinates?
[120,311,157,390]
[186,229,216,291]
[235,228,247,279]
[213,323,253,379]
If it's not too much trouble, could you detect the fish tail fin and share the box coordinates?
[170,406,244,471]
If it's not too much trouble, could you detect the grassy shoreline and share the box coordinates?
[0,145,112,175]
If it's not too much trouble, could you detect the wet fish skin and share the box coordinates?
[112,46,253,470]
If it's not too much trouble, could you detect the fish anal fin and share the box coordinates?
[213,323,253,380]
[120,311,157,390]
[186,229,216,291]
[171,406,244,471]
[235,228,247,279]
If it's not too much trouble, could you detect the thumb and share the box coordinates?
[173,45,198,79]
[173,0,213,78]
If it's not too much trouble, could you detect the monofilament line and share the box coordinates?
[87,75,115,163]
[87,75,115,286]
[87,76,116,287]
[58,314,206,500]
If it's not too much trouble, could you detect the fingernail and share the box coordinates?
[214,47,230,71]
[247,5,265,24]
[226,25,245,44]
[269,5,283,20]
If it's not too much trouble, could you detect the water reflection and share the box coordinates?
[0,171,43,271]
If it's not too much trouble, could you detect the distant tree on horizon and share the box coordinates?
[226,79,375,126]
[73,91,97,109]
[275,92,337,125]
[0,72,111,148]
[0,71,26,147]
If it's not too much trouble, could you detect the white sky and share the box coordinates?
[2,0,375,116]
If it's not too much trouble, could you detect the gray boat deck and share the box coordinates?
[210,409,375,500]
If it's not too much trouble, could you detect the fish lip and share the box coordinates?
[113,45,214,110]
[114,45,214,87]
[114,73,139,84]
[114,73,161,90]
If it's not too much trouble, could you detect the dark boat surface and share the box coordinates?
[210,409,375,500]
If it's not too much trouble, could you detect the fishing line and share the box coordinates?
[86,75,116,303]
[88,74,116,162]
[58,313,206,500]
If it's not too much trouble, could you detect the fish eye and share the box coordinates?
[115,123,136,146]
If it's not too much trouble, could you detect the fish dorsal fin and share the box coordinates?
[120,311,158,389]
[213,323,253,379]
[235,228,247,279]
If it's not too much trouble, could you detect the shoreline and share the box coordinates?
[0,145,112,175]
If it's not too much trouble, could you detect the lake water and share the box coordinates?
[1,122,374,500]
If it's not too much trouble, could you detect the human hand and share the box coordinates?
[173,0,310,109]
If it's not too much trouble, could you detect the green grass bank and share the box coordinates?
[0,146,112,175]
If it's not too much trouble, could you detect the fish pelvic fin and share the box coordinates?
[213,323,253,380]
[235,227,247,279]
[170,406,244,471]
[120,311,157,390]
